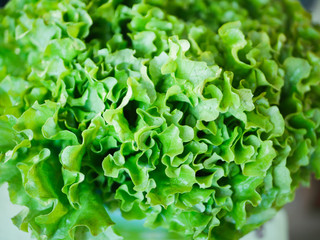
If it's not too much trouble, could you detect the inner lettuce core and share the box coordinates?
[0,0,320,239]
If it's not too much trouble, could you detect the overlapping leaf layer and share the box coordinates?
[0,0,320,239]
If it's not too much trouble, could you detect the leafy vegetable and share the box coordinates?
[0,0,320,239]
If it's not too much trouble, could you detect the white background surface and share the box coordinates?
[0,183,32,240]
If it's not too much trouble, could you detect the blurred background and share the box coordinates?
[0,0,320,240]
[286,178,320,240]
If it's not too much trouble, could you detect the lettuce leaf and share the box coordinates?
[1,0,320,239]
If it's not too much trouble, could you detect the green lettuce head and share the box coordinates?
[1,0,320,239]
